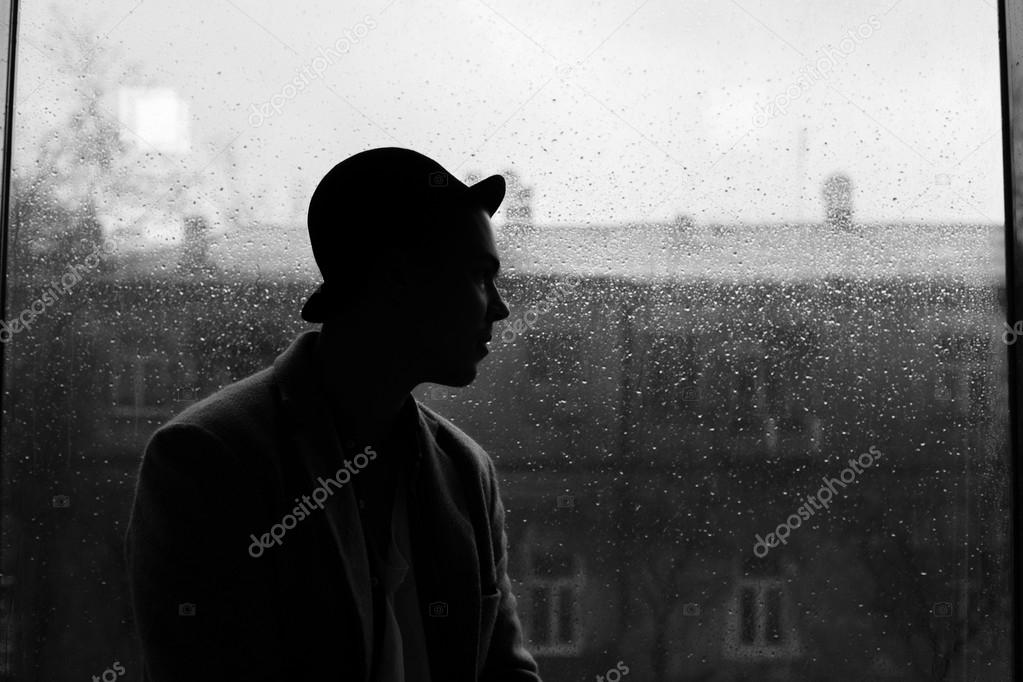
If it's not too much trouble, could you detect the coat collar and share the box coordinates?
[270,329,442,448]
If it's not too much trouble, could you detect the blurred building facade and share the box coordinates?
[0,208,1010,681]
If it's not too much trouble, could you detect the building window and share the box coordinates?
[738,582,784,646]
[968,367,991,425]
[522,544,584,656]
[111,352,182,415]
[730,355,763,433]
[933,333,990,421]
[638,333,699,412]
[726,578,801,660]
[763,324,819,434]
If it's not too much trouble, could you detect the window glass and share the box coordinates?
[0,0,1011,679]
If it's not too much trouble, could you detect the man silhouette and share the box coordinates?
[125,147,542,681]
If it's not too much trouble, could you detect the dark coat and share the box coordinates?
[125,330,542,682]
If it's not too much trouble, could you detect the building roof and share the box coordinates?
[105,218,1005,284]
[497,220,1004,284]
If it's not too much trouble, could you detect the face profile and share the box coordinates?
[401,205,510,387]
[313,203,510,394]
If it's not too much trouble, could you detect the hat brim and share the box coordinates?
[466,174,506,217]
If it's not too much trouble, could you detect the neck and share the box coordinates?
[315,324,416,447]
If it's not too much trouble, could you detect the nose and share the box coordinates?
[488,283,510,322]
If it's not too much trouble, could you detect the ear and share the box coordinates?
[380,257,421,307]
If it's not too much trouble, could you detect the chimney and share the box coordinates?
[179,214,211,274]
[822,172,853,229]
[501,169,534,238]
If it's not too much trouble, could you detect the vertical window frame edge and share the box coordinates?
[998,0,1022,678]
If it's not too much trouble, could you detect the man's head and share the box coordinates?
[304,147,510,387]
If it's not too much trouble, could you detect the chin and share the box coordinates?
[433,362,479,388]
[451,366,478,387]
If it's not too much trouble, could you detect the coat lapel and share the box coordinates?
[271,331,373,681]
[409,405,485,681]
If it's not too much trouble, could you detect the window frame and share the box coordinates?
[999,0,1023,678]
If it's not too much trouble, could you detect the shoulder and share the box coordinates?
[151,365,278,456]
[418,401,498,484]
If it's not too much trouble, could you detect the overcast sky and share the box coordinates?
[16,0,1005,229]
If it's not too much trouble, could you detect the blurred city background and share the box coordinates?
[0,0,1013,680]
